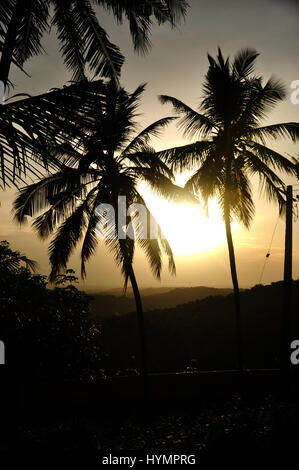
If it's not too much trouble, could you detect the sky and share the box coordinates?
[1,0,299,291]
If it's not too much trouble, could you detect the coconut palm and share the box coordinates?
[0,79,108,188]
[0,0,189,88]
[158,48,299,381]
[13,79,181,397]
[0,1,188,186]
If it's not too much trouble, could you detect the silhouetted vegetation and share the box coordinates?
[0,241,102,382]
[159,47,299,376]
[0,1,188,187]
[0,0,188,87]
[12,79,181,398]
[98,281,299,375]
[1,0,299,455]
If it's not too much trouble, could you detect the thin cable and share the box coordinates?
[258,214,280,284]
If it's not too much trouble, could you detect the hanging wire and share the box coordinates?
[258,186,299,284]
[258,214,280,284]
[293,188,299,222]
[293,197,299,222]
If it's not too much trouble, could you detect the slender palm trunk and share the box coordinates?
[127,264,148,400]
[0,1,24,88]
[224,208,244,387]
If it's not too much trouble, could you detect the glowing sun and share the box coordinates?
[141,184,237,256]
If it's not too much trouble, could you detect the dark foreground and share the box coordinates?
[2,394,299,454]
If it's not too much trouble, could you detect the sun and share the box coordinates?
[140,183,235,256]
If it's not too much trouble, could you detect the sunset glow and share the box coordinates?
[142,186,238,256]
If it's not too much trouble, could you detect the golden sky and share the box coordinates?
[1,0,299,290]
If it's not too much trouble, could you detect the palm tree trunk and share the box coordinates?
[127,264,148,400]
[224,207,244,388]
[0,1,24,88]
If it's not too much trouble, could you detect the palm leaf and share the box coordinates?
[48,197,93,282]
[246,141,297,175]
[0,80,106,187]
[121,117,177,155]
[156,140,212,171]
[71,0,124,79]
[243,150,286,211]
[13,0,50,68]
[159,95,217,138]
[249,122,299,143]
[81,194,101,278]
[97,0,189,53]
[232,48,259,80]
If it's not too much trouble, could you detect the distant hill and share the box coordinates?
[140,286,233,310]
[89,286,233,317]
[100,287,174,297]
[96,281,299,374]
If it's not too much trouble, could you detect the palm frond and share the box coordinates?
[13,168,89,224]
[138,237,162,279]
[13,0,50,68]
[121,117,177,155]
[48,198,91,282]
[246,141,297,175]
[136,167,194,203]
[0,80,106,187]
[131,200,176,279]
[126,147,174,178]
[13,173,68,224]
[159,95,217,138]
[81,195,101,278]
[0,0,14,27]
[156,141,212,171]
[52,0,86,81]
[249,122,299,143]
[228,163,255,228]
[72,0,124,79]
[31,183,89,239]
[185,156,223,204]
[97,0,189,53]
[19,254,39,273]
[232,48,259,80]
[243,150,286,212]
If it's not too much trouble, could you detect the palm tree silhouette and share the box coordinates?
[158,48,299,383]
[0,80,108,188]
[13,79,178,398]
[0,1,188,186]
[0,0,189,87]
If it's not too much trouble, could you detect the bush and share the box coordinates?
[0,241,103,382]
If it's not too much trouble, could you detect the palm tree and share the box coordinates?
[0,0,189,88]
[13,79,179,398]
[0,79,107,188]
[0,1,188,186]
[158,48,299,383]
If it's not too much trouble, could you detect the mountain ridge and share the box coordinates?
[89,285,234,317]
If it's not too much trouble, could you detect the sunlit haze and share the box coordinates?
[140,175,236,256]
